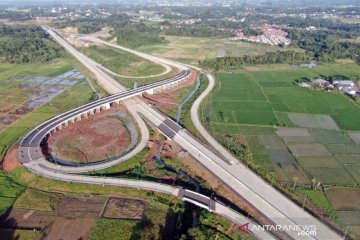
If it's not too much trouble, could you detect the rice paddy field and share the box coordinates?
[205,62,360,185]
[80,45,165,76]
[204,62,360,237]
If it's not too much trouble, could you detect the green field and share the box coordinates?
[0,58,95,159]
[80,45,165,77]
[205,63,360,130]
[14,189,62,212]
[297,188,337,219]
[0,171,24,215]
[204,63,360,238]
[89,201,171,240]
[89,219,138,240]
[138,35,303,65]
[204,63,360,187]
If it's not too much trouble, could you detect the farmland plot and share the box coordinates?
[205,64,360,188]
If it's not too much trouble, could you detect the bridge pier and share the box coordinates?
[75,115,82,122]
[94,106,101,113]
[111,101,119,107]
[68,118,75,125]
[104,103,111,109]
[146,89,154,95]
[99,103,111,111]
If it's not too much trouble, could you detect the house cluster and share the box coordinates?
[171,18,201,25]
[231,26,291,46]
[35,7,111,21]
[299,78,360,99]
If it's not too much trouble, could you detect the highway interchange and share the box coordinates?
[17,27,343,240]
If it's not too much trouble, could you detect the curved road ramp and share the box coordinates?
[17,26,343,240]
[17,77,275,240]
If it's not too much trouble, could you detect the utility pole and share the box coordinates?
[343,225,349,239]
[302,195,307,209]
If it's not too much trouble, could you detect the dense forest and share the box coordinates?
[0,25,62,64]
[163,24,234,38]
[199,51,312,70]
[77,22,102,34]
[52,14,130,34]
[287,29,360,61]
[116,24,166,48]
[0,9,31,21]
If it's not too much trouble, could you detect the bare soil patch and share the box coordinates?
[56,196,105,218]
[57,27,78,36]
[1,144,22,173]
[89,27,113,39]
[336,211,360,225]
[326,188,360,211]
[142,72,196,110]
[0,209,54,230]
[350,225,360,236]
[47,105,132,163]
[143,92,177,110]
[102,197,146,220]
[39,217,96,240]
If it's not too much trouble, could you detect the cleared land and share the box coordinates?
[47,106,134,164]
[56,196,105,218]
[326,188,360,236]
[40,217,96,240]
[102,197,146,220]
[138,35,303,65]
[0,209,54,229]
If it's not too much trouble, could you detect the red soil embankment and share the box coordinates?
[142,70,198,110]
[47,106,131,164]
[1,144,22,173]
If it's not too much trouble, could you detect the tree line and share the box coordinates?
[52,14,131,34]
[0,24,62,64]
[163,24,234,38]
[199,51,312,70]
[287,29,360,61]
[116,24,166,48]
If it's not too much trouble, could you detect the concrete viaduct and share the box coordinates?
[19,70,190,151]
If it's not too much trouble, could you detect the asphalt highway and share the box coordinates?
[20,70,190,148]
[18,27,342,240]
